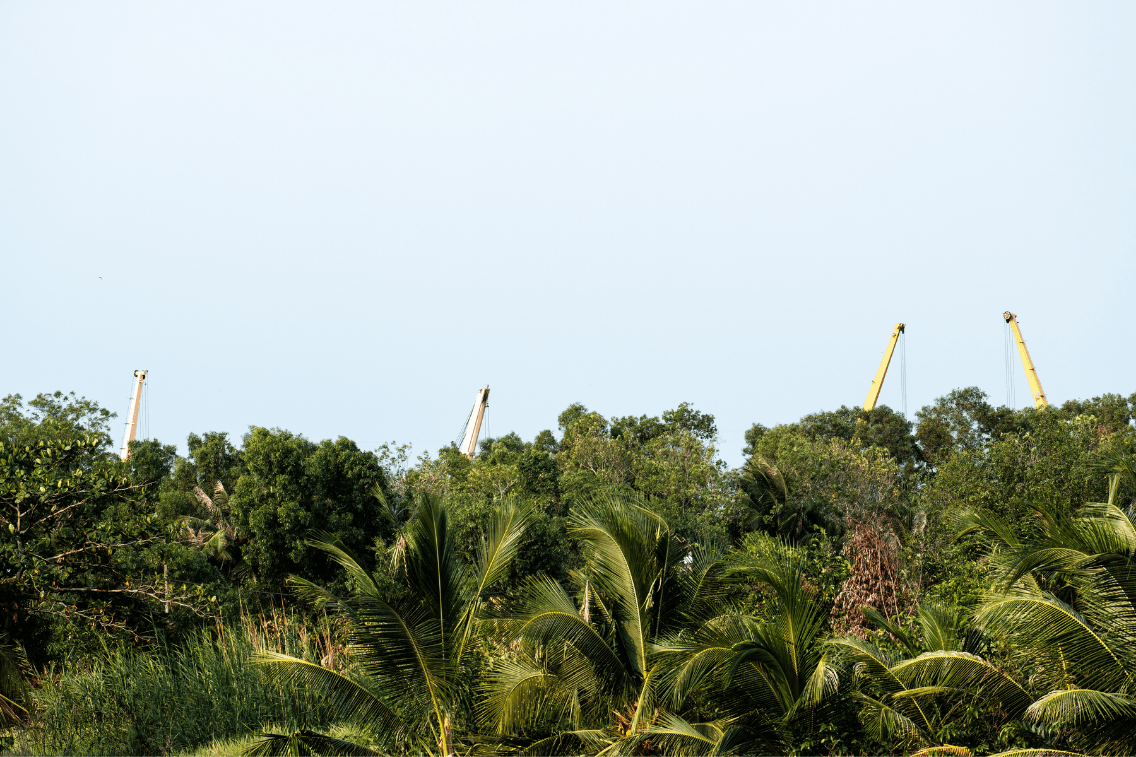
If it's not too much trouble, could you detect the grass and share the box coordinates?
[8,610,349,756]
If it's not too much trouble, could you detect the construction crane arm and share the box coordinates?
[863,324,905,413]
[120,370,148,461]
[1003,312,1049,408]
[459,386,490,459]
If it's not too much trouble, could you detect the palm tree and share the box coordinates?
[645,546,839,755]
[245,495,532,756]
[738,456,821,542]
[478,494,729,755]
[955,493,1136,756]
[831,603,1031,753]
[180,482,242,569]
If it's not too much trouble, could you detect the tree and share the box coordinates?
[831,604,1030,754]
[229,429,391,591]
[915,387,1011,467]
[649,545,841,755]
[120,438,178,500]
[180,482,243,571]
[185,432,244,494]
[744,405,920,470]
[799,405,921,470]
[556,411,633,500]
[1060,393,1133,435]
[248,495,532,756]
[955,491,1136,755]
[0,392,116,451]
[479,495,729,755]
[0,436,215,658]
[742,423,769,458]
[740,434,903,541]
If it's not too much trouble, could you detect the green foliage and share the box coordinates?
[832,604,1030,754]
[0,392,116,452]
[248,495,533,756]
[740,432,904,540]
[119,438,178,497]
[731,530,850,617]
[186,432,245,495]
[228,429,390,591]
[0,436,216,660]
[1059,392,1134,435]
[915,387,1022,468]
[651,543,843,755]
[6,383,1136,756]
[12,612,343,756]
[479,494,731,755]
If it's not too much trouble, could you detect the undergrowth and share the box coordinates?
[8,610,346,756]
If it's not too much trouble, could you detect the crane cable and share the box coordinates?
[455,405,475,449]
[1004,321,1016,409]
[142,379,150,442]
[900,331,907,420]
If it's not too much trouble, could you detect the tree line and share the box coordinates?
[0,387,1134,755]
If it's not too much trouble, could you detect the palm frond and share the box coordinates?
[457,498,534,662]
[243,730,376,756]
[513,576,626,680]
[478,655,580,736]
[917,603,966,652]
[253,651,403,737]
[892,650,1032,717]
[909,745,972,757]
[569,496,680,678]
[863,606,920,655]
[1025,688,1136,751]
[306,532,382,598]
[404,494,471,634]
[986,745,1090,750]
[852,691,928,749]
[954,508,1021,550]
[976,592,1130,693]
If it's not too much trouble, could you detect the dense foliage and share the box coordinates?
[0,386,1134,755]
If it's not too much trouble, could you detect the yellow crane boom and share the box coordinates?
[1003,312,1049,408]
[459,385,490,459]
[120,369,148,460]
[863,323,905,413]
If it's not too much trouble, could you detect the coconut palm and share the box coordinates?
[955,494,1136,756]
[645,548,839,755]
[831,603,1031,753]
[245,495,532,756]
[478,494,730,755]
[180,482,242,567]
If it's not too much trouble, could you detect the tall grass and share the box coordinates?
[10,610,347,756]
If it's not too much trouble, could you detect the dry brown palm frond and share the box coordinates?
[832,521,912,636]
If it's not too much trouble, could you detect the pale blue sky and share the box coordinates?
[2,2,1133,466]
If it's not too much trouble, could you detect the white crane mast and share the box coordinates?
[459,386,490,459]
[120,370,148,461]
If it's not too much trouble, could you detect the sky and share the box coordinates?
[1,2,1133,467]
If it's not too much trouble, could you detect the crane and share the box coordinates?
[1003,312,1049,408]
[459,385,490,459]
[120,369,148,461]
[863,323,905,414]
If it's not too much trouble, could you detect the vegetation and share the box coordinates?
[0,386,1134,755]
